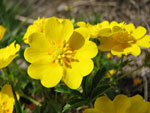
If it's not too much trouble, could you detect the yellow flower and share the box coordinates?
[0,41,20,69]
[133,77,142,86]
[24,17,98,89]
[99,21,150,56]
[0,25,6,41]
[106,52,112,59]
[107,69,115,78]
[84,94,150,113]
[77,21,109,38]
[0,84,15,113]
[23,17,46,43]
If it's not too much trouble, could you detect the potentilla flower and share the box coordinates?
[107,69,115,78]
[0,41,20,69]
[84,94,150,113]
[77,21,109,38]
[0,25,6,41]
[24,17,98,89]
[0,84,15,113]
[23,17,46,43]
[99,21,150,56]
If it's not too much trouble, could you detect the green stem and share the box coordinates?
[117,65,144,80]
[20,93,41,106]
[11,84,22,113]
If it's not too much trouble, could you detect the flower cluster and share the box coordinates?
[84,94,150,113]
[78,21,150,56]
[24,17,98,89]
[23,17,150,90]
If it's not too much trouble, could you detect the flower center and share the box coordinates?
[112,30,136,44]
[49,41,76,67]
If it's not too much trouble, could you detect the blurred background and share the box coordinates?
[3,0,150,25]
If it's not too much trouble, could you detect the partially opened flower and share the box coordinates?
[84,94,150,113]
[77,21,109,38]
[24,17,98,89]
[0,84,16,113]
[0,41,20,69]
[23,17,46,43]
[0,25,6,41]
[99,21,150,56]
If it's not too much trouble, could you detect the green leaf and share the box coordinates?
[91,84,110,101]
[12,85,22,113]
[92,67,107,88]
[55,84,72,94]
[63,99,87,112]
[55,84,83,97]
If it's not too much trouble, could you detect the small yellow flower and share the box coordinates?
[0,41,20,69]
[99,21,150,56]
[0,25,6,41]
[84,94,150,113]
[77,21,109,38]
[106,52,112,59]
[0,84,15,113]
[107,69,115,78]
[24,17,98,89]
[133,77,142,86]
[23,17,46,43]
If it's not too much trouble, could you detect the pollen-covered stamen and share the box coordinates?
[52,42,76,67]
[113,30,136,44]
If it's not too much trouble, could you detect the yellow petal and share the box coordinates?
[63,57,93,89]
[28,63,63,88]
[0,41,20,69]
[94,96,114,113]
[110,21,119,28]
[132,26,147,40]
[99,37,115,51]
[83,109,99,113]
[75,41,98,58]
[23,25,37,43]
[75,28,90,40]
[113,95,131,113]
[127,95,148,113]
[23,17,46,44]
[111,45,124,56]
[125,24,135,33]
[99,28,112,37]
[45,17,73,42]
[24,33,50,63]
[63,64,83,89]
[78,58,94,76]
[77,21,86,27]
[136,35,150,48]
[0,25,6,40]
[1,84,14,99]
[124,44,141,56]
[111,44,141,56]
[68,31,85,50]
[112,26,122,32]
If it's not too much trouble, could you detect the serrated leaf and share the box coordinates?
[55,84,72,94]
[55,84,83,97]
[91,84,110,100]
[63,99,87,112]
[92,67,107,88]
